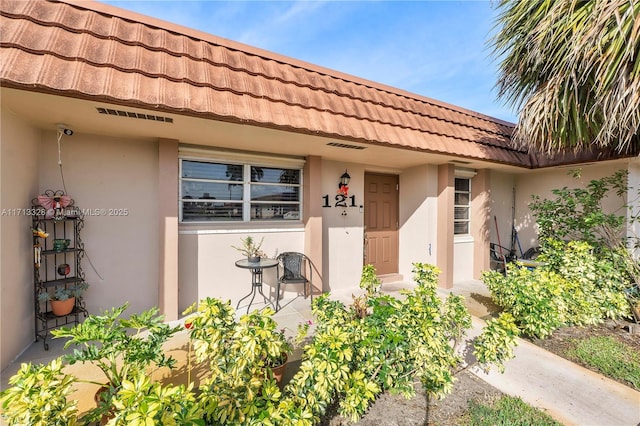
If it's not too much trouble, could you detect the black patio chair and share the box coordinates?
[275,252,312,312]
[490,243,515,274]
[490,243,541,274]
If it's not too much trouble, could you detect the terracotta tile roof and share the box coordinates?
[2,0,625,168]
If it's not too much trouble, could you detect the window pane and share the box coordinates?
[180,159,302,223]
[454,178,470,191]
[454,222,469,234]
[251,203,300,220]
[182,201,242,222]
[454,207,469,220]
[251,167,300,184]
[182,161,243,181]
[182,181,243,200]
[251,185,300,202]
[455,192,470,205]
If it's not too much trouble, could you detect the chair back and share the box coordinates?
[278,252,307,281]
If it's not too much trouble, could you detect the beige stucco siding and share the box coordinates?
[514,163,627,251]
[489,171,516,255]
[628,161,640,253]
[399,164,438,281]
[322,161,365,293]
[178,230,305,310]
[1,109,40,370]
[37,132,160,316]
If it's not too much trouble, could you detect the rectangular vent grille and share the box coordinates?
[327,142,366,150]
[97,107,173,123]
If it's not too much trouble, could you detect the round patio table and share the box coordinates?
[235,258,278,313]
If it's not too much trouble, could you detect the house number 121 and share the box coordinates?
[322,194,357,208]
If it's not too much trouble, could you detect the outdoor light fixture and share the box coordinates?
[339,170,351,189]
[338,170,351,196]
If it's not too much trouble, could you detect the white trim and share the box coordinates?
[179,227,305,235]
[178,155,304,224]
[179,145,306,168]
[454,235,474,243]
[454,176,471,235]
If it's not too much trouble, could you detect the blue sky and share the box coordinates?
[101,1,518,123]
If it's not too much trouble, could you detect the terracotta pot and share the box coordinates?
[270,353,288,384]
[51,297,75,316]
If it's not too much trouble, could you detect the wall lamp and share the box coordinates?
[338,170,351,195]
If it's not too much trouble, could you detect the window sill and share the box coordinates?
[178,222,304,235]
[454,235,474,243]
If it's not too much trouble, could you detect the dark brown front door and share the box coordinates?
[364,173,399,275]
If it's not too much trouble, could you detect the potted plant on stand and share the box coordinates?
[232,235,265,262]
[38,282,88,316]
[51,303,181,424]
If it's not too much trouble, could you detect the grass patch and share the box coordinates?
[566,335,640,390]
[465,395,560,426]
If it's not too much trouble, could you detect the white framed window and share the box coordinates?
[454,177,471,235]
[180,159,302,223]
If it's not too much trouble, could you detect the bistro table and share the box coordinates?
[235,258,279,313]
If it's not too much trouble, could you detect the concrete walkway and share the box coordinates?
[2,281,639,425]
[440,280,640,426]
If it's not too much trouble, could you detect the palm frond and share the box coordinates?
[492,0,640,153]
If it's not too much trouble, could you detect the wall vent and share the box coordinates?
[96,107,174,123]
[326,142,366,150]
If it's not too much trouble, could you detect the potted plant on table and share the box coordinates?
[232,235,265,262]
[50,303,181,423]
[37,282,88,316]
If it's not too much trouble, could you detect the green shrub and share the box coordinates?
[185,300,292,425]
[2,264,519,426]
[184,263,517,425]
[279,263,517,424]
[529,170,627,250]
[483,264,564,338]
[483,239,629,338]
[109,373,204,425]
[0,359,78,426]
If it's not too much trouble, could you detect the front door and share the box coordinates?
[364,173,399,275]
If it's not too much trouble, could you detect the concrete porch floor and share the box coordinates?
[0,280,421,416]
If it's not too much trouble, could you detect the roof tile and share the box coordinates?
[0,0,534,164]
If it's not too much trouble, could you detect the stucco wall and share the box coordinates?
[37,132,159,316]
[489,171,516,255]
[453,238,474,282]
[628,161,640,254]
[178,229,305,312]
[322,161,365,292]
[399,164,438,281]
[1,109,40,370]
[515,163,626,251]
